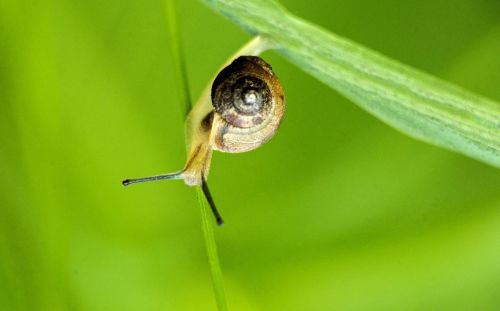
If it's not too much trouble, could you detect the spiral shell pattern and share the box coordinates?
[210,56,285,153]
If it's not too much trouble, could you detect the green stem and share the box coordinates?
[165,0,192,116]
[185,36,271,310]
[164,1,228,309]
[197,187,228,311]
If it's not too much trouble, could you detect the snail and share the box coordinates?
[122,48,285,226]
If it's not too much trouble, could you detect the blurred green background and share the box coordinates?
[1,0,500,310]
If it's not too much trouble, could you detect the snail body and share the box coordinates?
[182,55,285,185]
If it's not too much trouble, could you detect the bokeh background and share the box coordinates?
[1,0,500,310]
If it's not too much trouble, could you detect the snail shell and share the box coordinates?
[209,56,285,153]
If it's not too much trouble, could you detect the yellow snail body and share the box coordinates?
[123,37,284,225]
[182,55,284,186]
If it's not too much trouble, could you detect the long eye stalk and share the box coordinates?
[122,172,224,226]
[122,172,184,186]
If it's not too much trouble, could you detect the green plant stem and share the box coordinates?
[165,1,228,309]
[181,36,271,310]
[197,187,228,311]
[165,0,192,116]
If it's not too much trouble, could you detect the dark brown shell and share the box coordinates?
[210,56,285,153]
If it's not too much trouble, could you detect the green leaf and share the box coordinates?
[201,0,500,168]
[196,187,228,311]
[166,1,228,310]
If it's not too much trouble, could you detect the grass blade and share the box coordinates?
[165,0,192,116]
[165,1,228,310]
[201,0,500,168]
[197,187,228,311]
